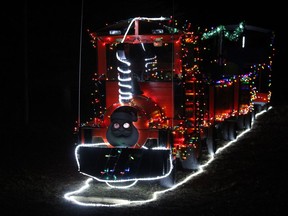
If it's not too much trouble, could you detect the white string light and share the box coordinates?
[74,144,174,183]
[64,107,270,207]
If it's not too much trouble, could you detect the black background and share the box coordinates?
[2,1,288,215]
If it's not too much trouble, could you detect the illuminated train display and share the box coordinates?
[74,17,275,188]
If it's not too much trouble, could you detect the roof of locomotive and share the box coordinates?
[91,17,181,36]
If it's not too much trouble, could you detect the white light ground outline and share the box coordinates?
[64,107,270,207]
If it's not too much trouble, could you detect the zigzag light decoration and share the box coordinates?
[201,22,245,41]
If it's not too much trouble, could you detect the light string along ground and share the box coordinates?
[64,107,270,207]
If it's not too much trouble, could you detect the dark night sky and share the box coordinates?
[3,1,288,132]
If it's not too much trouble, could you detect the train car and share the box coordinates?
[199,22,275,151]
[74,17,275,188]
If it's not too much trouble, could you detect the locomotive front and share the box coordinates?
[75,17,181,187]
